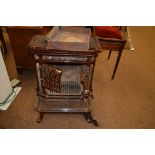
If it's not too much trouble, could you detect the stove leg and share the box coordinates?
[92,119,99,127]
[90,111,99,127]
[36,112,45,123]
[84,112,99,127]
[84,112,92,123]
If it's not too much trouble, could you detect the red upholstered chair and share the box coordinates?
[94,26,127,79]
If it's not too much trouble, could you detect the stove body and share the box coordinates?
[28,27,101,125]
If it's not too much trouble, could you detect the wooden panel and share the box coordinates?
[100,43,122,51]
[6,26,52,73]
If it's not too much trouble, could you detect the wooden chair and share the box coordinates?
[93,26,127,79]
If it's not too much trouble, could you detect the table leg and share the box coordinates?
[112,49,123,80]
[108,50,112,60]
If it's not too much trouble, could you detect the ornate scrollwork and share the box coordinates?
[42,64,62,93]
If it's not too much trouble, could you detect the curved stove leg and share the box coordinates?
[36,112,45,123]
[84,112,99,127]
[84,112,92,123]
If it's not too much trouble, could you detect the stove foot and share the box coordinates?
[36,112,45,123]
[84,112,99,127]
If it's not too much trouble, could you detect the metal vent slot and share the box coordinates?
[45,81,82,95]
[61,81,80,94]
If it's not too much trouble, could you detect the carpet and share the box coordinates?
[0,26,155,129]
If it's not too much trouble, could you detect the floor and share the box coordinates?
[0,26,155,128]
